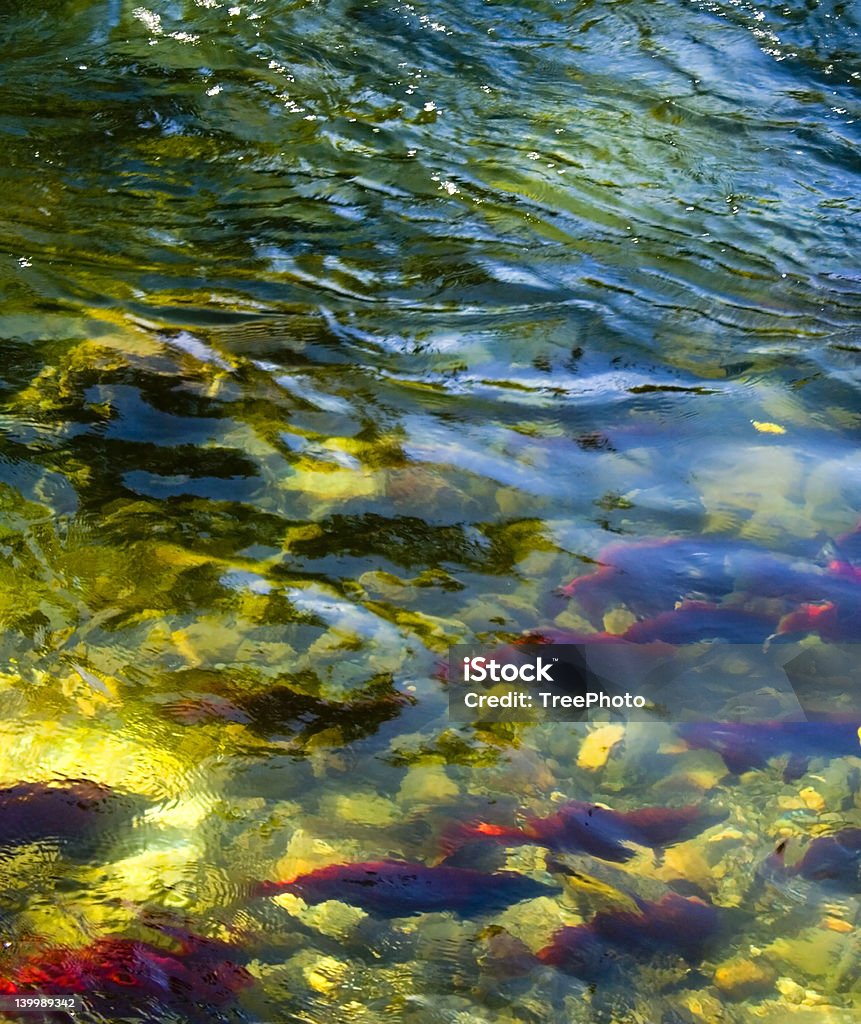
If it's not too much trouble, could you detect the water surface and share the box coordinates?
[0,0,859,1020]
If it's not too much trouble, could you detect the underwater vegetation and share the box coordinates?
[164,677,413,744]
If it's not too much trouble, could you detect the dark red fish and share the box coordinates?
[525,602,778,645]
[254,859,559,917]
[562,536,861,642]
[0,781,145,850]
[562,538,748,619]
[677,718,861,779]
[768,829,861,887]
[775,600,859,642]
[537,892,720,980]
[445,801,715,863]
[621,601,778,644]
[535,923,619,981]
[0,935,253,1008]
[544,600,825,645]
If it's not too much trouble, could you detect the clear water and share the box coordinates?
[0,0,859,1020]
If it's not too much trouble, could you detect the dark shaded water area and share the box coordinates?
[0,0,859,1020]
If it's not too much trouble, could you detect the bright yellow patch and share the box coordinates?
[822,916,852,934]
[558,871,638,913]
[602,608,637,634]
[658,841,715,891]
[657,739,689,754]
[799,787,826,813]
[577,724,625,770]
[751,420,786,434]
[304,955,348,994]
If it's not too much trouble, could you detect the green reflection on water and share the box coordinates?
[0,0,859,1018]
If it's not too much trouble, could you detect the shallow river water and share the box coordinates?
[0,0,859,1021]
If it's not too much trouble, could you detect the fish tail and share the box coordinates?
[764,839,789,876]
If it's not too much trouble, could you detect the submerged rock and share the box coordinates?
[323,792,401,827]
[713,956,777,1000]
[398,766,459,806]
[576,724,626,771]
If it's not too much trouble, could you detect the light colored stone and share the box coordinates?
[766,928,847,977]
[799,787,826,813]
[323,791,400,826]
[303,954,348,994]
[821,916,853,934]
[657,840,716,892]
[301,899,368,938]
[602,608,637,634]
[776,976,805,1003]
[713,957,777,1000]
[273,828,358,880]
[494,896,583,951]
[777,796,805,810]
[681,992,726,1020]
[576,725,625,771]
[398,765,459,805]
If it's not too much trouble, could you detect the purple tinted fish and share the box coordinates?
[538,892,720,980]
[768,829,861,888]
[0,781,144,850]
[445,801,715,863]
[255,859,559,917]
[678,719,861,779]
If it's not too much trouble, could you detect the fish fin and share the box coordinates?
[783,755,809,783]
[760,839,789,880]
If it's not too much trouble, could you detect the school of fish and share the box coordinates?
[0,522,858,1015]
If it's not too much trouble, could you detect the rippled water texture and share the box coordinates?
[0,0,859,1021]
